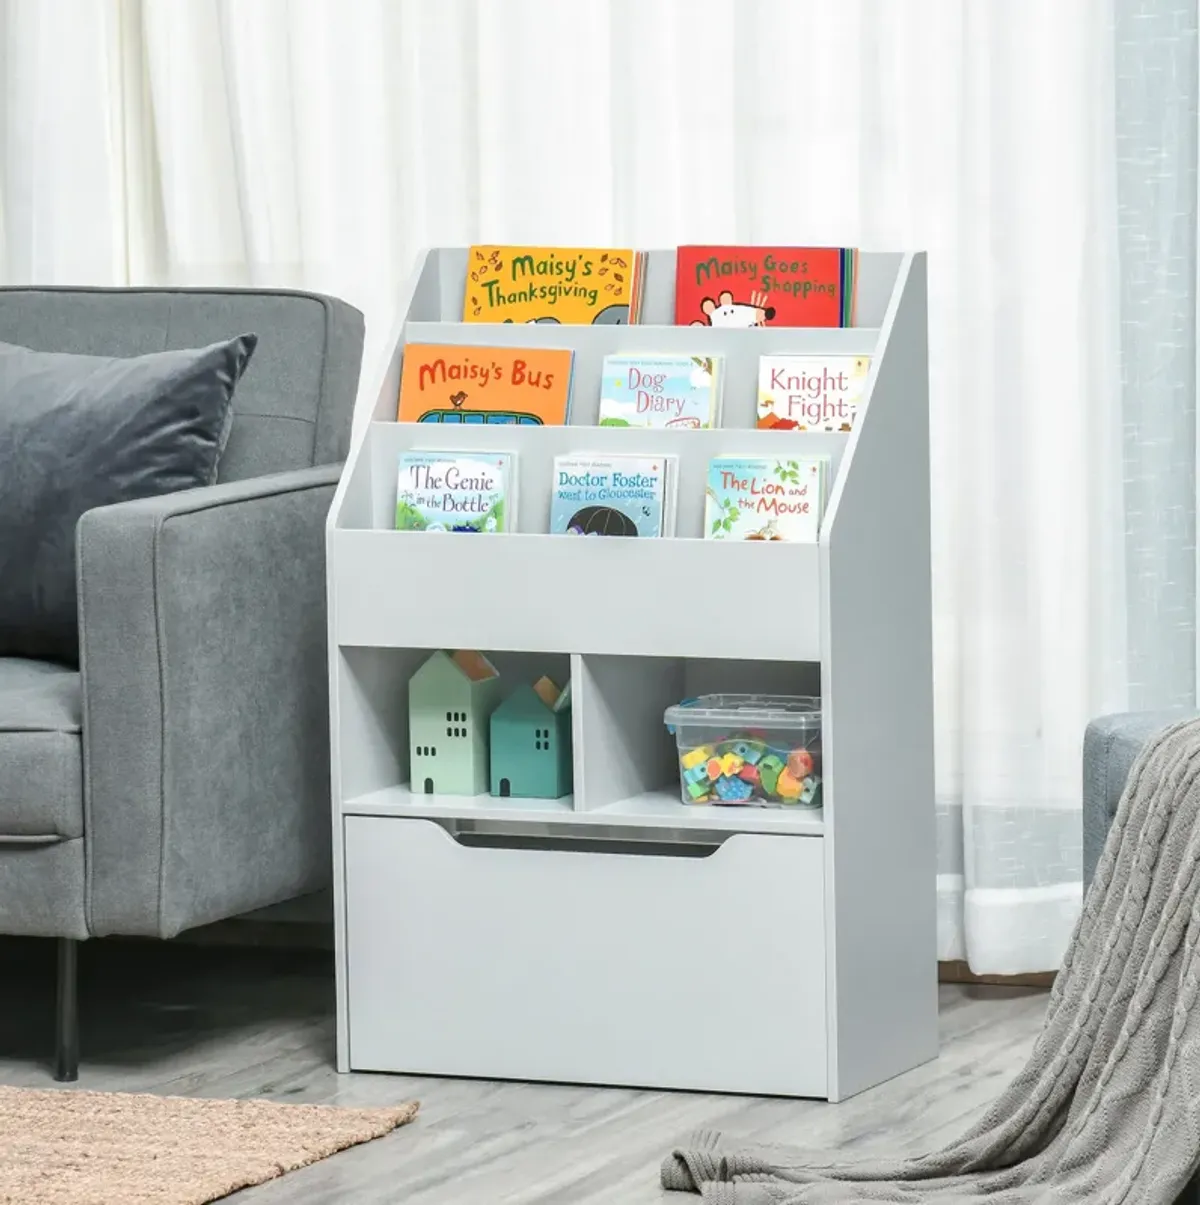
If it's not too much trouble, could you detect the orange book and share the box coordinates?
[396,343,574,425]
[462,246,641,325]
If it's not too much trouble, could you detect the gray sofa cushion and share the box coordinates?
[0,334,257,664]
[0,288,363,481]
[0,657,82,839]
[1082,709,1194,888]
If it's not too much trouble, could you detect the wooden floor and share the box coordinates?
[0,937,1048,1204]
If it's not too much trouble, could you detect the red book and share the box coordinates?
[674,246,856,328]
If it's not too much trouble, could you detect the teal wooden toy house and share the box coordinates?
[408,649,502,796]
[489,676,573,799]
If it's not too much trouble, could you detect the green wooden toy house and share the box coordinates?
[489,676,573,799]
[409,649,502,795]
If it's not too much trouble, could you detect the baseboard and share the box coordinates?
[938,960,1055,989]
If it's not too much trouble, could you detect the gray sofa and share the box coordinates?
[1082,709,1195,888]
[1083,709,1200,1205]
[0,286,363,1080]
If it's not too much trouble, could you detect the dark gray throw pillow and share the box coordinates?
[0,334,257,664]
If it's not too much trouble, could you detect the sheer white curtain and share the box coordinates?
[2,0,1137,973]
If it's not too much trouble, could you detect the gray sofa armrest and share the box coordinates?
[1082,709,1197,890]
[76,465,340,937]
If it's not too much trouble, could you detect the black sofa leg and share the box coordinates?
[54,938,79,1083]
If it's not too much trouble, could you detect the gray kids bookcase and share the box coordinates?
[327,248,936,1102]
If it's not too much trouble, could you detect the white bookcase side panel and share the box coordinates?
[424,247,900,330]
[848,253,904,330]
[569,652,587,806]
[573,654,684,810]
[820,254,939,1100]
[402,320,877,430]
[349,420,848,539]
[332,529,822,661]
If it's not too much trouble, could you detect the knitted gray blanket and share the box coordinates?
[662,718,1200,1203]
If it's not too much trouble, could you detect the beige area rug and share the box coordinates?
[0,1084,419,1204]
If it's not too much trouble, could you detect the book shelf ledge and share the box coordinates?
[595,790,824,835]
[331,529,823,661]
[333,420,851,546]
[403,318,881,355]
[341,783,824,838]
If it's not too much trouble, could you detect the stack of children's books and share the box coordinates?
[703,456,828,542]
[396,343,574,426]
[395,342,869,432]
[394,451,517,533]
[549,454,677,537]
[387,242,873,542]
[460,244,857,329]
[463,246,649,326]
[390,447,828,543]
[598,354,722,429]
[672,246,857,329]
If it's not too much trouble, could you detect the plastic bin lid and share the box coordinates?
[663,693,822,733]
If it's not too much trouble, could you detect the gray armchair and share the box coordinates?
[1082,708,1200,1205]
[0,287,363,1079]
[1082,709,1196,888]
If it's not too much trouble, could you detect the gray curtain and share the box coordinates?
[1115,0,1198,711]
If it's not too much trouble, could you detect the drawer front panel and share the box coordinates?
[344,817,828,1097]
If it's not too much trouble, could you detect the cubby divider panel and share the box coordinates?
[572,654,684,811]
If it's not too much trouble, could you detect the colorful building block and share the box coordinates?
[681,745,712,770]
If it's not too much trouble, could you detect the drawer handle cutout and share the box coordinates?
[450,831,722,859]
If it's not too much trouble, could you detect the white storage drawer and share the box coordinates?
[344,816,828,1097]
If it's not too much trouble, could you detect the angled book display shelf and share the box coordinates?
[327,248,937,1102]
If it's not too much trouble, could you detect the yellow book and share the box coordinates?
[463,245,641,325]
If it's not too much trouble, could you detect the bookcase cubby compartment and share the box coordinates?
[336,645,576,819]
[329,247,938,1101]
[572,653,824,833]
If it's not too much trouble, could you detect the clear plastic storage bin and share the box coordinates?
[664,694,823,808]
